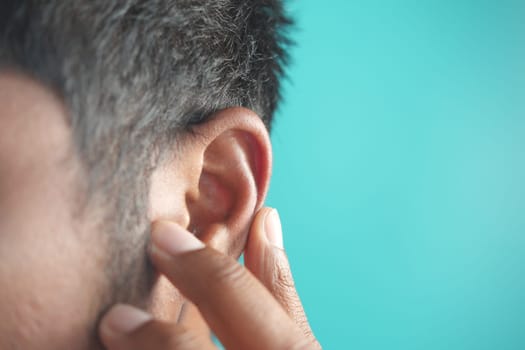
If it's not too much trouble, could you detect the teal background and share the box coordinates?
[266,1,525,349]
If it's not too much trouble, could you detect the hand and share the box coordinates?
[98,208,321,350]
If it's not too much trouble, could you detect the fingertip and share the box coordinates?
[150,221,205,259]
[245,207,286,281]
[99,304,153,341]
[264,208,283,249]
[246,207,276,255]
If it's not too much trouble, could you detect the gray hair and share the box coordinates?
[0,0,291,308]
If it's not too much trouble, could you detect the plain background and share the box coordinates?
[266,1,525,349]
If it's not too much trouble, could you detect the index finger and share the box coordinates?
[148,222,309,350]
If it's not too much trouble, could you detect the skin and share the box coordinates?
[99,209,321,350]
[0,72,320,349]
[0,73,107,350]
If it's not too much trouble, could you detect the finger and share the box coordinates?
[148,222,310,350]
[244,208,309,328]
[99,304,216,350]
[177,302,210,340]
[244,208,318,345]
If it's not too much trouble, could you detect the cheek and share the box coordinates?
[0,248,102,350]
[0,74,109,349]
[0,208,108,350]
[0,277,82,349]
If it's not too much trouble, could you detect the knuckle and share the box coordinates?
[276,266,295,290]
[273,259,296,296]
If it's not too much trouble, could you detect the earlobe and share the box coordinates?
[148,107,272,258]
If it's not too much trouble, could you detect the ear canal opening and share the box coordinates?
[200,170,234,220]
[186,168,235,239]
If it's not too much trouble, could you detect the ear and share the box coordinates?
[148,107,272,257]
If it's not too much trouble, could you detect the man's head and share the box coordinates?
[0,1,291,348]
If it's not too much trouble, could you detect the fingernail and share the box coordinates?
[151,221,205,257]
[264,208,284,249]
[101,304,152,337]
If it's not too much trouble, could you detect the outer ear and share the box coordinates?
[148,107,272,258]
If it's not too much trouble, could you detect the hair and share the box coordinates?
[0,0,292,310]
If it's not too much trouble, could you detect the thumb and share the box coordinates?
[244,208,315,341]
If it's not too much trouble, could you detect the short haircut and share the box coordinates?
[0,0,291,306]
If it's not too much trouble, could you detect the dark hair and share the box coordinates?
[0,0,291,305]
